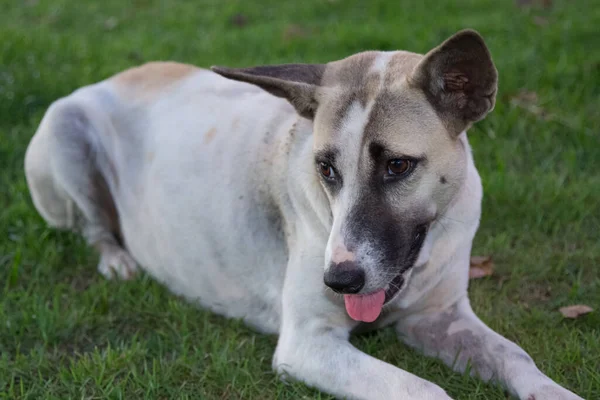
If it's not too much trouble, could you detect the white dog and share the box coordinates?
[25,29,583,399]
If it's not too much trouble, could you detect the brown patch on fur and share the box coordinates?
[112,62,198,100]
[325,52,380,107]
[203,127,217,144]
[324,51,378,87]
[385,51,423,86]
[322,52,381,129]
[359,73,382,106]
[324,51,422,130]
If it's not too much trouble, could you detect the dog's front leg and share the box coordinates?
[274,250,452,400]
[397,297,584,400]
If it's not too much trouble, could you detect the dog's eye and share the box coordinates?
[387,159,413,176]
[319,162,336,180]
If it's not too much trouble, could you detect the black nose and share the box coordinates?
[324,261,365,294]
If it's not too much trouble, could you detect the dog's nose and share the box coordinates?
[324,262,365,294]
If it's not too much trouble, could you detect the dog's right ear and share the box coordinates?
[211,63,326,119]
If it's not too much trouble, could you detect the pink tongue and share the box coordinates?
[344,290,385,323]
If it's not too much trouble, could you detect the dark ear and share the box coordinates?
[211,63,326,119]
[411,29,498,134]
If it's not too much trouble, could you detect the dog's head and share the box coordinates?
[213,30,497,320]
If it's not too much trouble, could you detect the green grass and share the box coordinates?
[1,0,599,399]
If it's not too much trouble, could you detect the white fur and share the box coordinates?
[24,63,583,400]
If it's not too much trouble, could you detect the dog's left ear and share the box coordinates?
[410,29,498,134]
[211,63,325,119]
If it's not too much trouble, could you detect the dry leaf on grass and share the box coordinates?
[469,256,494,279]
[559,305,594,319]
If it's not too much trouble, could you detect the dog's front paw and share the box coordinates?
[524,384,584,400]
[97,245,138,280]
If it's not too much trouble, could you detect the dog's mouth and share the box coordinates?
[343,270,411,324]
[343,271,407,323]
[343,279,405,324]
[383,273,405,303]
[343,224,428,323]
[383,222,428,303]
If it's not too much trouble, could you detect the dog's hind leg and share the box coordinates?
[25,97,138,280]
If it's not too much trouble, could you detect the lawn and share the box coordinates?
[0,0,599,399]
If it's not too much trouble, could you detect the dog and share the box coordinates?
[24,30,583,399]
